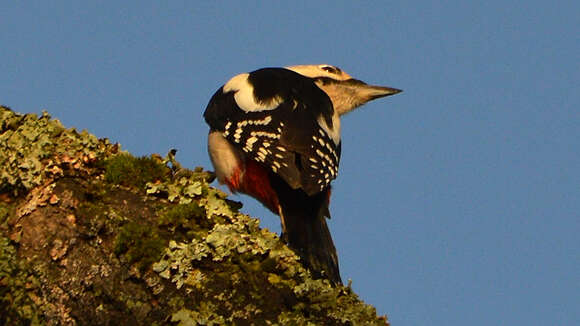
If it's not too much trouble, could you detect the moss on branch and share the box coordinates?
[0,105,388,325]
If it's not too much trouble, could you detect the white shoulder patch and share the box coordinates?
[223,73,282,112]
[223,73,249,93]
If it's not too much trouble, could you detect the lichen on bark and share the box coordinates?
[0,106,389,325]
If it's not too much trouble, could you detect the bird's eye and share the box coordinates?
[320,65,338,74]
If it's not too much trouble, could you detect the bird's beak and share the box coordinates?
[364,85,402,99]
[349,79,402,101]
[315,78,402,115]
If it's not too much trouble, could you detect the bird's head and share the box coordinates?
[287,64,401,116]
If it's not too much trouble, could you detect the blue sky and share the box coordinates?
[2,2,578,325]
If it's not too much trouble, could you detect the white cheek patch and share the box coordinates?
[223,73,282,112]
[317,111,341,145]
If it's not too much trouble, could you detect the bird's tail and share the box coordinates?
[272,177,342,284]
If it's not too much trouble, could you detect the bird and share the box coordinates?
[203,64,401,284]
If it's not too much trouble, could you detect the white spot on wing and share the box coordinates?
[244,136,258,152]
[292,100,298,109]
[255,116,272,125]
[223,122,232,137]
[247,136,258,144]
[233,127,243,143]
[250,131,280,139]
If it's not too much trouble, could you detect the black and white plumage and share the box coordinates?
[205,67,341,195]
[204,64,401,284]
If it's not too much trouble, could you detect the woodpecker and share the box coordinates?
[203,64,401,284]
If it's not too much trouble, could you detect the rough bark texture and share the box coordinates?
[0,106,389,325]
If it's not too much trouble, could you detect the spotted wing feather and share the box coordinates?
[204,68,341,196]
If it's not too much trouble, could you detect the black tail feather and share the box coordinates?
[271,174,342,284]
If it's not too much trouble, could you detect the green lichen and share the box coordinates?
[171,304,225,326]
[0,236,41,325]
[146,166,220,205]
[0,202,14,226]
[150,180,387,324]
[157,202,208,239]
[158,202,204,227]
[76,202,126,239]
[148,162,240,223]
[0,106,115,196]
[104,153,170,189]
[114,222,166,272]
[0,106,390,324]
[153,239,210,289]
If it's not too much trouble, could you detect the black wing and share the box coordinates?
[204,68,341,196]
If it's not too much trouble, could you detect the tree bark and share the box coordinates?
[0,106,388,325]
